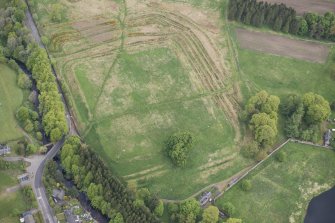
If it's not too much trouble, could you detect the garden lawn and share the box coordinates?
[0,64,23,142]
[216,143,335,223]
[0,191,31,223]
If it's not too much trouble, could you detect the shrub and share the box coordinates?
[240,180,252,191]
[255,150,267,162]
[241,140,259,158]
[222,202,235,217]
[276,151,287,162]
[41,36,49,46]
[17,71,32,89]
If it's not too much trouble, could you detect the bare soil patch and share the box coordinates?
[236,28,330,63]
[264,0,335,15]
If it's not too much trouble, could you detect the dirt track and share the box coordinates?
[264,0,335,15]
[236,28,329,63]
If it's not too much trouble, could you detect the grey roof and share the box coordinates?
[24,214,35,223]
[0,144,11,155]
[52,189,65,201]
[324,129,332,141]
[64,210,78,223]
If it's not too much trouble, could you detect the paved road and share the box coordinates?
[24,2,79,222]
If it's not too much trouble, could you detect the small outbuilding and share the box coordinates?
[20,211,35,223]
[52,188,65,203]
[323,129,332,146]
[0,144,11,156]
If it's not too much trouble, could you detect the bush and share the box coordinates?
[41,36,49,46]
[240,180,252,191]
[17,71,32,89]
[222,202,235,217]
[26,143,37,155]
[330,101,335,112]
[255,150,267,162]
[276,151,287,162]
[241,141,259,159]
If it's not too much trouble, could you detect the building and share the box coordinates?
[323,129,332,146]
[0,144,11,155]
[52,188,65,203]
[20,211,35,223]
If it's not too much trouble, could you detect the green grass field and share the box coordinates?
[216,143,335,223]
[0,171,17,192]
[30,0,247,199]
[83,47,246,199]
[0,64,24,142]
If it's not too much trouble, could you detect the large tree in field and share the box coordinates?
[176,198,201,223]
[166,132,194,167]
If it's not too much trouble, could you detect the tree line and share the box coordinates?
[60,136,160,223]
[241,91,280,160]
[242,90,331,160]
[0,0,68,142]
[227,0,335,41]
[283,93,331,142]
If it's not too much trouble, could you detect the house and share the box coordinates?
[199,191,212,206]
[20,211,35,223]
[323,129,332,146]
[0,144,11,155]
[52,188,65,203]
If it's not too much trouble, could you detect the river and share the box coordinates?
[304,186,335,223]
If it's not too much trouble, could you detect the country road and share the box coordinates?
[24,1,79,222]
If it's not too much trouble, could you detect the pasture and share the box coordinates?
[0,64,24,142]
[235,46,335,101]
[263,0,335,15]
[216,143,335,223]
[31,0,249,199]
[236,28,330,63]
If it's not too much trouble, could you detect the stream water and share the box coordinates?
[304,186,335,223]
[15,59,48,144]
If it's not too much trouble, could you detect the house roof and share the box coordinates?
[324,129,332,141]
[24,214,35,223]
[52,189,65,200]
[0,144,10,150]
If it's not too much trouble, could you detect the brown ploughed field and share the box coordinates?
[236,28,330,63]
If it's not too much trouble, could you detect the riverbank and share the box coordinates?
[304,187,335,223]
